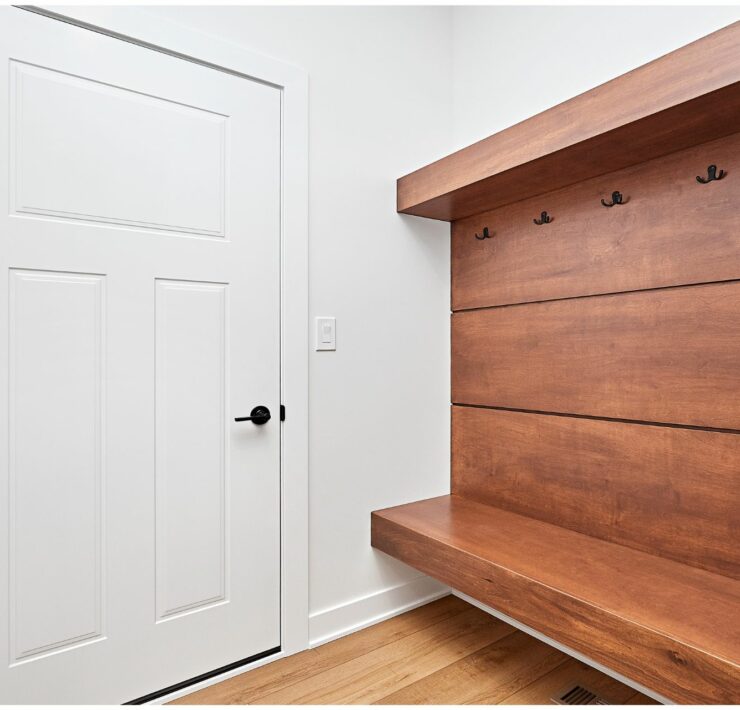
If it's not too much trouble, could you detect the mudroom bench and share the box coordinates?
[372,22,740,705]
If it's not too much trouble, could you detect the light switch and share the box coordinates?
[315,317,336,351]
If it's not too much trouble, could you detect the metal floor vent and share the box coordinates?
[552,684,610,705]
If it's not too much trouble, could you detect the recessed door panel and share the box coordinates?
[9,270,104,663]
[10,61,227,236]
[155,280,228,621]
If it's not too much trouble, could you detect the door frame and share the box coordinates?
[19,5,310,700]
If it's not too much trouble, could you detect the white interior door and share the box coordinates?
[0,9,281,703]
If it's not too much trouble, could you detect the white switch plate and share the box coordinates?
[315,316,336,351]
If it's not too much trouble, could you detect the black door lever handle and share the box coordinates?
[235,405,271,425]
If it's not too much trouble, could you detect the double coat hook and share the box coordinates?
[697,165,726,183]
[475,226,492,240]
[533,211,552,225]
[601,191,625,208]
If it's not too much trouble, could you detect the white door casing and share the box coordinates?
[0,9,284,702]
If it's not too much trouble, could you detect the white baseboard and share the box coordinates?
[309,576,449,647]
[453,590,672,705]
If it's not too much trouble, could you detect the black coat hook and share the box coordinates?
[533,211,552,225]
[696,165,726,183]
[601,191,625,207]
[475,227,492,240]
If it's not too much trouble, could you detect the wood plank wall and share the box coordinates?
[450,131,740,575]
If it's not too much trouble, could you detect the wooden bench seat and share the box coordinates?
[371,494,740,704]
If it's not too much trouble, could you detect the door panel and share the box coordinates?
[11,61,227,236]
[155,280,229,621]
[9,270,105,663]
[0,8,281,703]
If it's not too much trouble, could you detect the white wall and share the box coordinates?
[451,6,740,151]
[141,5,453,644]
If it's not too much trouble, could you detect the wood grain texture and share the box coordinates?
[451,132,740,310]
[247,607,513,704]
[451,406,740,579]
[371,495,740,704]
[452,281,740,430]
[376,630,565,704]
[397,23,740,220]
[499,657,651,705]
[172,595,471,704]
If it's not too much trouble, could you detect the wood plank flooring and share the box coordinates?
[173,596,658,705]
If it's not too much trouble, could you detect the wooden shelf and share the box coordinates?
[397,22,740,221]
[372,495,740,704]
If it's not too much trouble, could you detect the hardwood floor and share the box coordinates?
[173,596,658,705]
